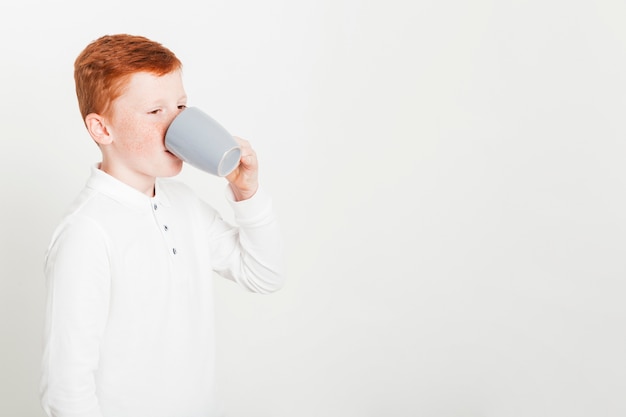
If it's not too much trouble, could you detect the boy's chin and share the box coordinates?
[160,162,184,177]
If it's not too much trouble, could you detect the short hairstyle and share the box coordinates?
[74,34,182,121]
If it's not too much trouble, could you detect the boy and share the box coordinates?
[41,34,284,417]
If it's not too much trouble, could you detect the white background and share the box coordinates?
[1,1,625,416]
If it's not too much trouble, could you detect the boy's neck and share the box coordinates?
[99,161,156,197]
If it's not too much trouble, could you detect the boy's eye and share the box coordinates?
[149,109,161,114]
[178,105,187,110]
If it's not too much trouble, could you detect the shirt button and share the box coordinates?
[172,248,177,255]
[153,204,158,210]
[164,225,169,231]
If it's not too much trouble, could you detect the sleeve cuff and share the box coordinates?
[224,185,274,226]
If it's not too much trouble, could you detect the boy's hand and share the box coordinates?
[226,136,259,201]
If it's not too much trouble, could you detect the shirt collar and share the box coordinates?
[86,164,172,212]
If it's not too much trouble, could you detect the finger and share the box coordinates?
[232,137,256,164]
[232,136,251,151]
[240,152,257,170]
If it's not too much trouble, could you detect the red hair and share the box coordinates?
[74,34,182,121]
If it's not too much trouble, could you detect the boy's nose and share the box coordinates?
[165,108,183,128]
[163,107,186,140]
[170,106,186,124]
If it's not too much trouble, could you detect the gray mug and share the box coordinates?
[165,107,241,177]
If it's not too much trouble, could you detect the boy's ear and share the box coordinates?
[85,113,112,145]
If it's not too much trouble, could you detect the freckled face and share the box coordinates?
[102,70,187,193]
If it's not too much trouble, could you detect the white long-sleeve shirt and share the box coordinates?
[41,165,284,417]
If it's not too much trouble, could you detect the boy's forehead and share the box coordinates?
[120,70,186,102]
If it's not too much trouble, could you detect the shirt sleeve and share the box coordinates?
[206,185,285,293]
[41,215,110,417]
